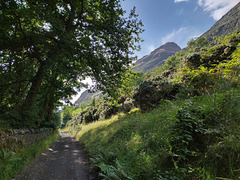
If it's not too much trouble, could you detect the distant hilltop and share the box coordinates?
[134,42,181,73]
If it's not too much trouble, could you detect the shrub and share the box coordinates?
[133,81,162,112]
[170,101,207,166]
[133,81,180,112]
[183,53,201,68]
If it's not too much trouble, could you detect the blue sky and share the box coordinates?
[121,0,240,58]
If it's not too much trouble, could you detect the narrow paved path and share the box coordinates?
[15,130,99,180]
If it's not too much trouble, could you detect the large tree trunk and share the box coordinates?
[25,63,45,105]
[39,86,54,121]
[22,62,46,122]
[45,98,55,123]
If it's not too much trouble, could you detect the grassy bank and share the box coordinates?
[66,33,240,179]
[0,130,59,180]
[68,88,240,179]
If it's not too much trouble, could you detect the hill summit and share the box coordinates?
[134,42,181,73]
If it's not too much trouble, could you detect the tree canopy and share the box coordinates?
[0,0,143,128]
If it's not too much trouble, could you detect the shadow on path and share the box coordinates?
[15,130,99,180]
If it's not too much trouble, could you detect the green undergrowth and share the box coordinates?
[66,33,240,179]
[68,87,240,179]
[0,130,59,180]
[68,103,178,179]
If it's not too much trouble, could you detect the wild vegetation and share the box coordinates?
[1,0,240,179]
[66,32,240,179]
[0,0,143,129]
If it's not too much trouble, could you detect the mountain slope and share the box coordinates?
[74,90,102,105]
[201,2,240,40]
[134,42,181,73]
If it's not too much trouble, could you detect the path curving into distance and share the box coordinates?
[15,130,99,180]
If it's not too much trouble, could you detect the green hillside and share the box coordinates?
[64,4,240,178]
[66,32,240,179]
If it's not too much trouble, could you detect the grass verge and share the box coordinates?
[68,102,180,179]
[0,130,59,180]
[68,88,240,179]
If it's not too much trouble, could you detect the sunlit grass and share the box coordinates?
[68,101,180,179]
[68,88,240,179]
[69,113,125,139]
[71,107,87,115]
[71,108,83,115]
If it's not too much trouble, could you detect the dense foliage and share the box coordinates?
[68,88,240,179]
[67,32,240,179]
[0,0,143,128]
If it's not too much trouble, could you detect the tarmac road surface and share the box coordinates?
[15,130,99,180]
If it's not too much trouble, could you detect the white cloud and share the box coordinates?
[197,0,239,20]
[161,26,202,48]
[174,0,189,3]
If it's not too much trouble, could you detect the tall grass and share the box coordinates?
[68,87,240,179]
[68,102,180,179]
[0,130,59,180]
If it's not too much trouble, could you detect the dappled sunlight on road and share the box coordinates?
[15,130,99,180]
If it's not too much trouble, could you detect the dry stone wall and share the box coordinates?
[0,128,55,151]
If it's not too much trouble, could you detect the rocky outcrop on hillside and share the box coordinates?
[134,42,181,73]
